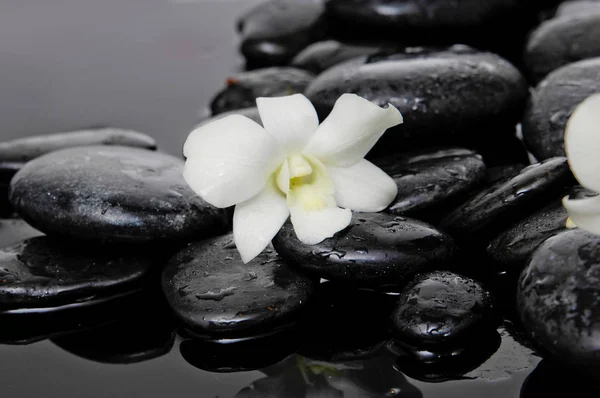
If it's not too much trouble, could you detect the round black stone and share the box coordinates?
[161,234,316,336]
[0,237,153,311]
[440,157,575,242]
[305,46,528,156]
[273,212,455,290]
[209,67,314,115]
[237,0,326,68]
[391,271,495,346]
[525,10,600,82]
[9,146,227,243]
[373,147,486,220]
[517,228,600,375]
[522,58,600,160]
[487,201,568,272]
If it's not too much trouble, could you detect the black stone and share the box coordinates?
[485,163,526,186]
[373,148,486,220]
[0,237,153,311]
[391,271,496,346]
[209,67,314,115]
[198,107,262,128]
[305,46,528,157]
[522,58,600,160]
[525,11,600,82]
[237,0,326,68]
[517,228,600,375]
[440,157,575,242]
[521,360,600,397]
[9,146,227,243]
[273,212,455,290]
[161,234,316,336]
[487,201,569,272]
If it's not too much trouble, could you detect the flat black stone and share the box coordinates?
[517,228,600,376]
[485,163,526,187]
[9,146,227,243]
[273,213,455,290]
[487,201,569,272]
[373,148,486,220]
[209,67,314,115]
[522,58,600,160]
[161,234,316,336]
[391,271,496,346]
[305,46,528,157]
[0,237,153,310]
[525,10,600,82]
[237,0,326,68]
[440,157,575,242]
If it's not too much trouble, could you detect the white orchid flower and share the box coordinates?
[563,93,600,233]
[183,93,403,263]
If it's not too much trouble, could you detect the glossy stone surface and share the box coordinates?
[525,11,600,82]
[518,229,600,374]
[237,0,326,67]
[485,164,526,186]
[440,157,575,242]
[305,46,528,155]
[0,237,152,310]
[162,234,316,336]
[487,201,568,272]
[523,58,600,160]
[273,213,455,290]
[9,146,227,243]
[521,360,600,397]
[373,148,486,220]
[209,67,314,115]
[391,271,495,345]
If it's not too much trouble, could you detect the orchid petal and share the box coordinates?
[563,195,600,235]
[304,94,403,167]
[183,115,283,208]
[234,176,289,263]
[328,159,398,212]
[565,94,600,193]
[257,94,319,152]
[276,160,290,195]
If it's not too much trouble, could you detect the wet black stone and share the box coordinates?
[485,163,526,186]
[521,360,600,397]
[291,40,391,74]
[517,228,600,375]
[9,146,227,243]
[391,271,496,346]
[0,237,152,311]
[522,58,600,160]
[487,201,568,272]
[237,0,326,68]
[305,46,528,157]
[161,234,316,336]
[273,213,455,290]
[525,11,600,82]
[373,148,486,221]
[440,157,575,242]
[209,67,314,115]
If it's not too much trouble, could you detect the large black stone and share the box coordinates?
[440,157,575,242]
[209,67,314,115]
[237,0,326,68]
[9,146,227,243]
[305,46,528,157]
[373,148,486,220]
[391,271,496,346]
[161,234,316,337]
[0,237,153,311]
[522,58,600,160]
[517,229,600,375]
[273,213,455,290]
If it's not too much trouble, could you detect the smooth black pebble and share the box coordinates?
[210,67,314,115]
[373,147,486,220]
[237,0,326,68]
[161,234,316,337]
[273,212,455,290]
[9,146,227,243]
[0,237,152,311]
[522,58,600,160]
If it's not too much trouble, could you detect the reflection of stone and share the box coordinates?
[521,360,600,397]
